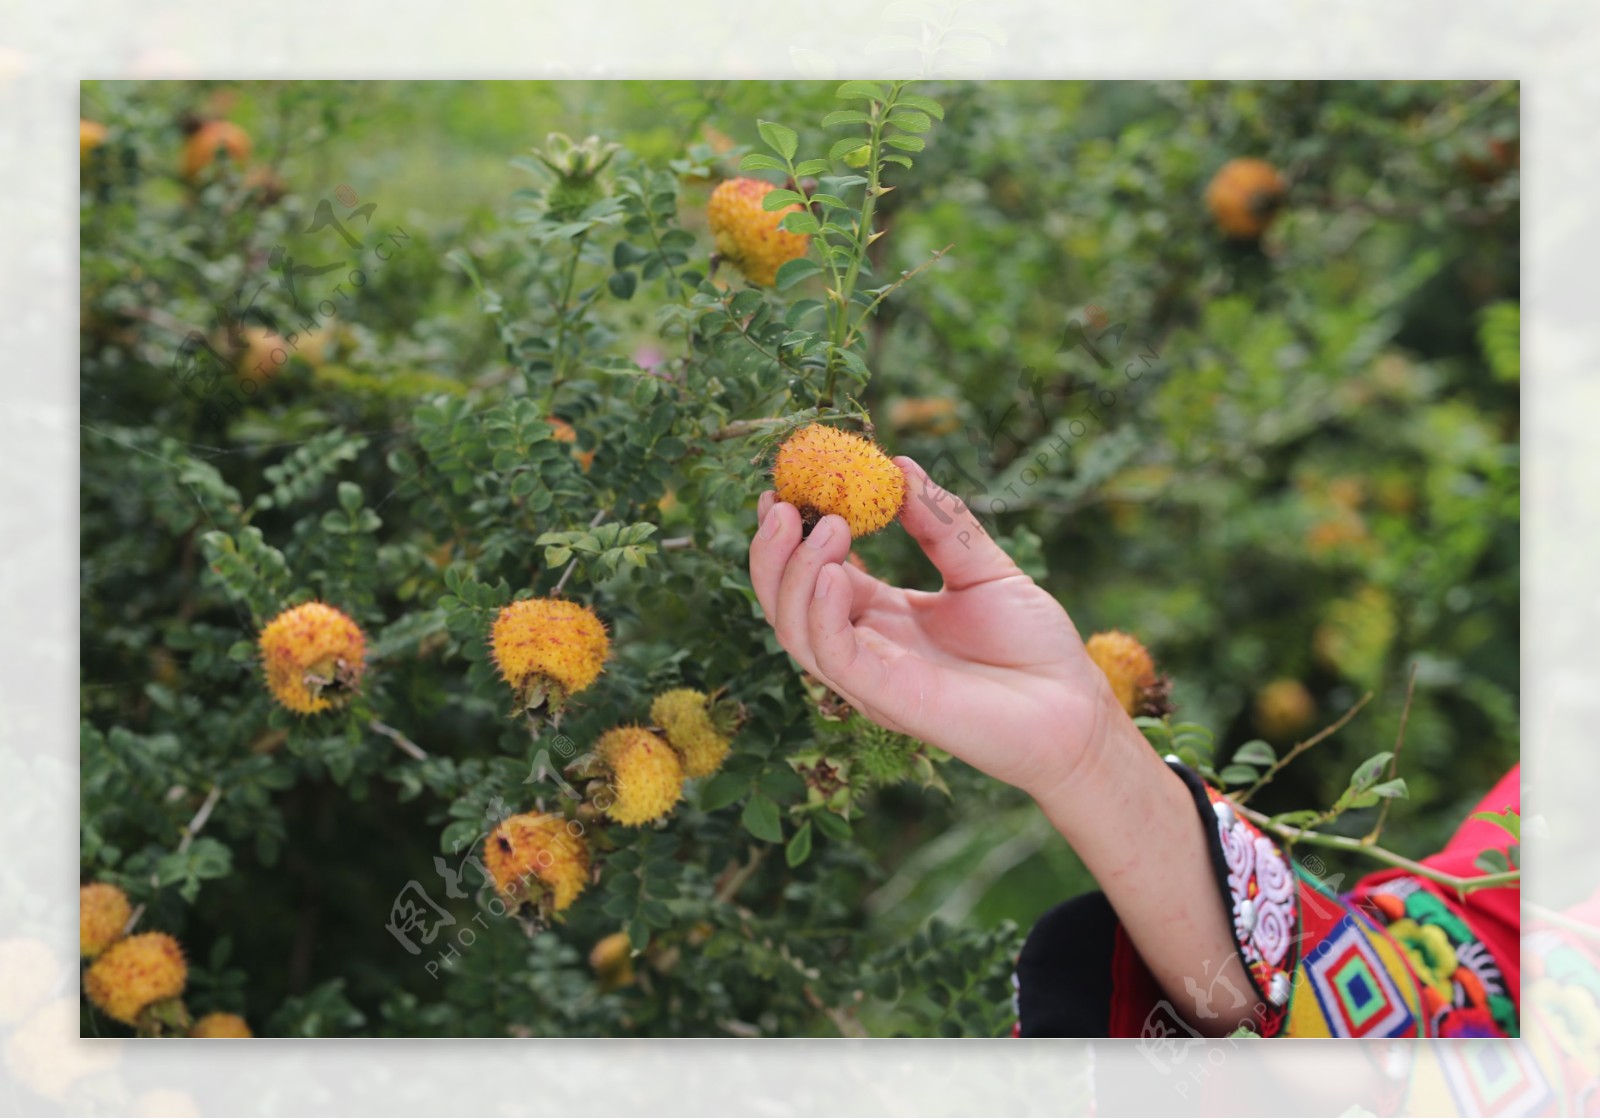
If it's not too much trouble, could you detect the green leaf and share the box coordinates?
[814,811,851,842]
[887,109,932,133]
[1350,752,1394,791]
[738,153,787,173]
[607,270,637,300]
[821,109,872,127]
[1232,740,1276,767]
[757,120,798,162]
[1472,809,1520,842]
[828,137,870,163]
[1475,848,1510,874]
[775,258,823,290]
[785,821,814,867]
[779,211,820,236]
[742,794,784,843]
[883,133,925,152]
[896,92,945,119]
[835,80,888,102]
[761,188,808,211]
[1217,764,1260,786]
[794,158,831,177]
[699,770,747,812]
[1369,777,1409,800]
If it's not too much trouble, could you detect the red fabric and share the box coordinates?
[1108,924,1166,1037]
[1353,764,1521,1007]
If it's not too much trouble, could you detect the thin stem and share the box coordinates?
[369,718,428,762]
[552,508,609,595]
[1364,664,1418,845]
[545,232,587,412]
[1236,691,1373,806]
[707,417,786,442]
[1236,802,1520,900]
[124,783,224,933]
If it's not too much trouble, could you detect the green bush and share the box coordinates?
[79,79,1518,1037]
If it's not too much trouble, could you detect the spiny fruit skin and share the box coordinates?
[650,688,731,779]
[589,931,635,990]
[1204,158,1286,239]
[1255,679,1316,741]
[181,120,252,181]
[1085,630,1158,717]
[597,726,685,826]
[489,598,610,713]
[707,177,810,287]
[257,602,367,715]
[483,812,590,913]
[773,424,906,538]
[83,932,187,1026]
[79,883,131,958]
[190,1012,252,1038]
[80,119,108,160]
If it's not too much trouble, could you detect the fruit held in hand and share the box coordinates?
[258,602,367,715]
[181,119,252,181]
[84,932,187,1027]
[190,1012,252,1038]
[707,177,810,286]
[483,812,590,914]
[650,688,733,778]
[1204,158,1286,239]
[773,423,906,538]
[79,883,131,958]
[1085,630,1170,718]
[596,726,684,826]
[490,598,609,714]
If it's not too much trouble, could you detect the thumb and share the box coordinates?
[894,456,1023,590]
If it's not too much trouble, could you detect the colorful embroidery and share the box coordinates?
[1301,914,1417,1037]
[1205,792,1297,1017]
[1359,880,1518,1037]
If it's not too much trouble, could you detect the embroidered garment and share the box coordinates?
[1015,761,1520,1039]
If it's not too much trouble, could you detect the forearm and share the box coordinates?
[1028,697,1255,1035]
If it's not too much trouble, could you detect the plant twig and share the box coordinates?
[713,846,766,904]
[124,783,224,934]
[1236,691,1373,806]
[1236,802,1519,900]
[660,535,694,551]
[707,417,786,442]
[552,508,609,595]
[1364,664,1418,845]
[369,718,428,761]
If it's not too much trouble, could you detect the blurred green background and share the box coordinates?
[79,80,1518,1036]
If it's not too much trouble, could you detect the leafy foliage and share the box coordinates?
[79,79,1517,1036]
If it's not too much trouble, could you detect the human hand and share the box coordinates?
[749,455,1129,801]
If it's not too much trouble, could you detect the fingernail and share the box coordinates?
[760,510,780,539]
[815,567,832,599]
[808,518,834,548]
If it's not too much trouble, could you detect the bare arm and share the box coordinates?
[749,457,1252,1034]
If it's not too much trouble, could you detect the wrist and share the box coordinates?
[1026,688,1158,842]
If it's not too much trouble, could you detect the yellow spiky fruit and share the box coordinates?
[650,688,732,778]
[707,177,810,287]
[483,812,590,913]
[589,931,635,991]
[1204,158,1286,239]
[257,602,367,715]
[1085,630,1160,717]
[83,932,187,1027]
[596,726,684,826]
[490,598,609,713]
[773,423,906,538]
[189,1012,252,1038]
[79,883,131,958]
